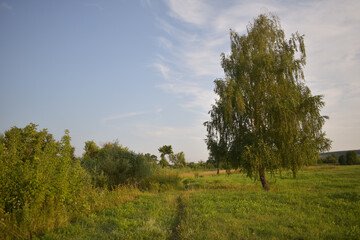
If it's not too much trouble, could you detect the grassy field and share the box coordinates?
[38,166,360,239]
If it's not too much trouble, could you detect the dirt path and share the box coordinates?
[170,194,185,240]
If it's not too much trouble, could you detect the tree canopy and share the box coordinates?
[204,13,331,190]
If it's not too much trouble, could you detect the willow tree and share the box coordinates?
[204,14,331,190]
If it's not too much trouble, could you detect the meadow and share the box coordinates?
[38,165,360,239]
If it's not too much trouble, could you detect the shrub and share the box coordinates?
[81,141,155,189]
[0,124,91,238]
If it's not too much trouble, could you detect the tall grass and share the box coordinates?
[38,192,180,240]
[0,185,141,240]
[138,172,184,192]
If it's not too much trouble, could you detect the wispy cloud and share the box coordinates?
[153,62,171,79]
[157,37,173,50]
[153,0,360,151]
[158,81,214,113]
[101,108,164,125]
[101,111,146,124]
[1,2,12,10]
[165,0,211,26]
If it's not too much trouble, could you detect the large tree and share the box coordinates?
[204,14,331,190]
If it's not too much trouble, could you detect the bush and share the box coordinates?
[81,141,155,189]
[0,124,91,238]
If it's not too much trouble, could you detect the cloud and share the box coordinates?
[279,1,360,120]
[154,0,360,152]
[101,111,146,124]
[158,81,214,112]
[1,2,12,10]
[153,62,171,79]
[158,37,173,50]
[164,0,211,26]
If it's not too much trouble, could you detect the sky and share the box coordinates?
[1,0,359,162]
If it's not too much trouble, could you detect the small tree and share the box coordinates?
[204,13,331,190]
[144,153,158,165]
[169,151,186,168]
[158,145,173,168]
[159,157,170,168]
[84,140,99,159]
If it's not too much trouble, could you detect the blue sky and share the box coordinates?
[1,0,359,162]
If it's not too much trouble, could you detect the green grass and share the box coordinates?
[39,166,360,239]
[179,166,360,239]
[37,192,180,240]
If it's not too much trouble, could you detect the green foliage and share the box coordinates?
[159,156,170,168]
[40,192,179,240]
[321,153,338,164]
[346,151,360,165]
[204,13,331,189]
[83,140,99,159]
[138,173,184,192]
[81,141,155,188]
[42,166,360,239]
[0,124,91,238]
[169,151,186,168]
[184,160,217,170]
[339,155,347,165]
[337,151,360,165]
[179,166,360,239]
[187,162,197,169]
[158,145,173,157]
[144,153,158,165]
[158,145,188,169]
[158,145,173,168]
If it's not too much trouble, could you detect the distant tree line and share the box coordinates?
[319,151,360,165]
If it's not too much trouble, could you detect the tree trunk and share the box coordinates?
[259,168,270,191]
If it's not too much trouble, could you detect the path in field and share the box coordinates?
[170,194,185,240]
[40,166,360,239]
